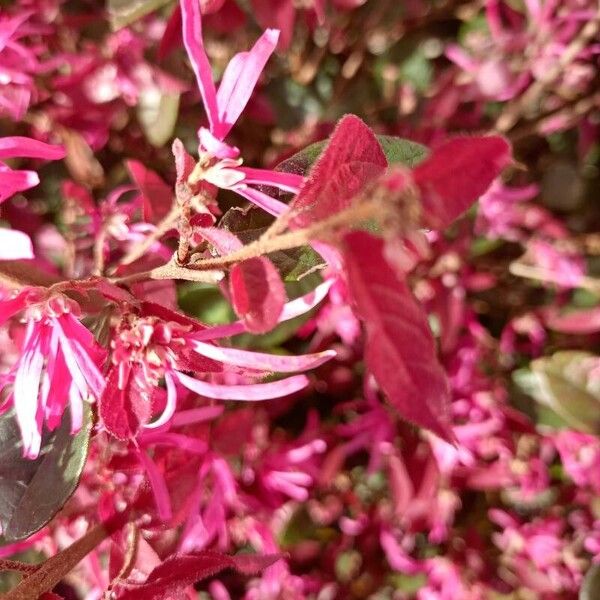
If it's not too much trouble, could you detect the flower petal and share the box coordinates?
[232,184,287,216]
[237,167,303,193]
[215,29,279,138]
[0,229,34,260]
[180,0,219,133]
[0,168,39,203]
[145,372,178,429]
[192,340,335,373]
[0,137,66,160]
[175,371,308,400]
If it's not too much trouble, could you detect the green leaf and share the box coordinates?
[220,205,325,281]
[513,351,600,434]
[178,283,235,325]
[0,407,92,542]
[277,134,428,177]
[137,91,180,148]
[375,135,429,167]
[107,0,171,31]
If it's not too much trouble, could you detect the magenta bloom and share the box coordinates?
[179,0,303,215]
[0,136,66,260]
[0,290,106,458]
[100,293,335,441]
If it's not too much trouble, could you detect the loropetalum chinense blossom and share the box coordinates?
[0,136,65,260]
[0,1,600,599]
[178,0,303,216]
[0,289,105,458]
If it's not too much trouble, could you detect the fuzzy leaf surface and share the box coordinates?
[288,115,387,229]
[413,135,511,229]
[343,231,452,440]
[230,257,286,334]
[118,551,281,600]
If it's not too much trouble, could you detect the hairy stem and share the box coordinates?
[186,199,381,271]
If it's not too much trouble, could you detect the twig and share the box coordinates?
[92,225,108,276]
[186,199,381,271]
[111,259,225,285]
[176,182,195,265]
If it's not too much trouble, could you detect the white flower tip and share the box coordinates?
[265,29,280,44]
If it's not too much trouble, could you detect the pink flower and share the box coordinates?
[490,510,585,594]
[179,0,303,216]
[99,289,335,441]
[0,289,106,458]
[0,136,65,260]
[0,10,40,120]
[554,431,600,493]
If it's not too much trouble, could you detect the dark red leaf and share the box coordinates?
[289,114,387,229]
[118,551,281,600]
[99,367,151,440]
[229,257,286,334]
[413,135,511,230]
[126,160,173,224]
[343,231,453,441]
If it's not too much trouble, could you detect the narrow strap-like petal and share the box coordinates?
[0,168,39,203]
[0,136,66,160]
[14,325,45,458]
[191,340,335,373]
[232,184,287,216]
[136,449,173,521]
[215,29,279,138]
[144,372,178,430]
[180,0,219,133]
[237,167,303,193]
[171,405,224,427]
[0,229,34,260]
[175,370,308,400]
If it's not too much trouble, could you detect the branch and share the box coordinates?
[184,199,381,272]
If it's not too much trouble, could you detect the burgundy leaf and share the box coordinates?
[229,257,286,334]
[118,551,281,600]
[126,160,173,224]
[99,367,151,440]
[343,231,453,440]
[289,114,387,229]
[413,135,511,230]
